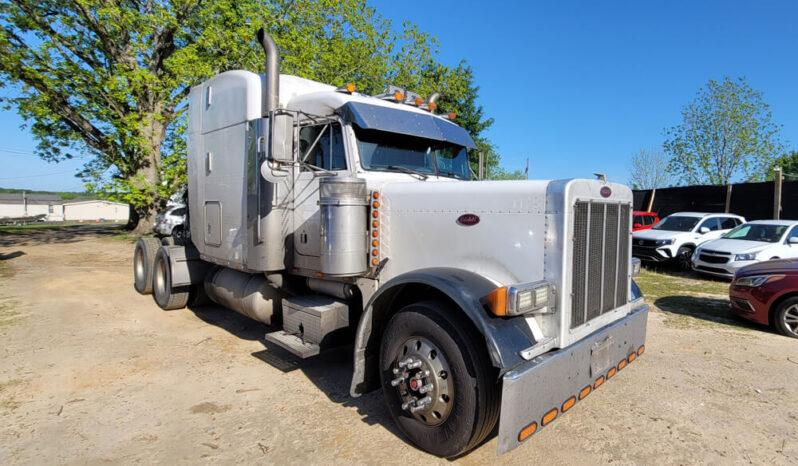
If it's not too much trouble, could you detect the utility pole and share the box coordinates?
[22,190,27,217]
[525,158,529,180]
[774,166,783,220]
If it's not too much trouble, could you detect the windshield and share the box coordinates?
[652,216,700,232]
[354,126,471,180]
[723,224,787,243]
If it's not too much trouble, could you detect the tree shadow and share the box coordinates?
[0,224,126,247]
[0,251,25,260]
[186,302,407,441]
[654,295,764,332]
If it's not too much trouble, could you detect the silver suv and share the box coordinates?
[154,205,187,244]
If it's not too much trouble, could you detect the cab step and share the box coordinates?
[264,295,349,359]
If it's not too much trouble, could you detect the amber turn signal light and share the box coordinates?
[485,286,508,317]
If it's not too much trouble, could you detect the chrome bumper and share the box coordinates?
[497,302,649,455]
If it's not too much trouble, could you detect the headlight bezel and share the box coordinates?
[733,274,785,288]
[734,253,757,261]
[654,238,674,246]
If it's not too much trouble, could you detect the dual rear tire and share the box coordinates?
[133,238,190,310]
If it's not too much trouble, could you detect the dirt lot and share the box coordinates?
[1,225,797,465]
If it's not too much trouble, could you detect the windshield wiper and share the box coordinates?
[370,164,429,180]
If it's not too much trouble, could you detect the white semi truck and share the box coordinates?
[132,28,648,457]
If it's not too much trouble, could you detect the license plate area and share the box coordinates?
[590,336,613,376]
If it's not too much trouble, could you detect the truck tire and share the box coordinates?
[379,301,499,458]
[152,248,190,310]
[133,237,161,295]
[773,297,798,338]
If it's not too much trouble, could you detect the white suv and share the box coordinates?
[632,212,745,269]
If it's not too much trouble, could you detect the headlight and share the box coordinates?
[485,281,554,316]
[632,257,641,277]
[655,239,674,246]
[734,274,785,287]
[734,253,757,261]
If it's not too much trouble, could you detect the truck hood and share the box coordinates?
[698,238,772,255]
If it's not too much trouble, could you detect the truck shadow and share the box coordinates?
[187,302,408,442]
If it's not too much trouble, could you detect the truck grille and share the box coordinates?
[571,201,631,329]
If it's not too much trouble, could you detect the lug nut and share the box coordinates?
[407,360,423,369]
[401,399,416,410]
[419,383,434,394]
[390,377,404,387]
[410,396,432,412]
[398,358,413,368]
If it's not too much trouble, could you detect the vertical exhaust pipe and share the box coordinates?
[256,27,280,117]
[428,92,440,105]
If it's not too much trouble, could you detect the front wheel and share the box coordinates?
[379,301,499,458]
[677,246,694,270]
[774,297,798,338]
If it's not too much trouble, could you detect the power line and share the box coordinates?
[0,171,74,180]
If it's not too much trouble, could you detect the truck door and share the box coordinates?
[293,121,349,264]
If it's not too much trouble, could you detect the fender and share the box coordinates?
[350,267,538,396]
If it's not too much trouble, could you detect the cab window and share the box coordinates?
[719,217,738,229]
[299,123,347,171]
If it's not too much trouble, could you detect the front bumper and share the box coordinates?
[632,245,673,262]
[692,257,752,279]
[497,302,648,455]
[729,286,770,325]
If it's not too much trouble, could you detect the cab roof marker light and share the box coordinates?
[335,83,356,93]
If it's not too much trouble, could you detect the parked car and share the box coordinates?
[730,259,798,338]
[632,212,745,269]
[692,220,798,278]
[154,205,187,244]
[633,211,659,232]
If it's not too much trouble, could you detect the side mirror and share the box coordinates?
[269,111,295,163]
[699,227,710,234]
[789,237,798,245]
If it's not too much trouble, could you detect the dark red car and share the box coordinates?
[729,259,798,338]
[633,211,659,232]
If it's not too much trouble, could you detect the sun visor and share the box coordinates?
[337,101,476,149]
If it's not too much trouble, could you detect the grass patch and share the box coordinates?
[636,267,755,331]
[0,379,24,413]
[0,300,22,329]
[0,223,83,234]
[100,232,138,243]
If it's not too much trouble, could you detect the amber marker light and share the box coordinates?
[373,201,380,208]
[346,83,356,93]
[618,359,627,371]
[372,240,379,247]
[448,112,456,119]
[394,91,403,101]
[372,220,379,228]
[607,367,616,379]
[372,258,379,266]
[428,101,437,112]
[372,230,379,237]
[628,352,636,363]
[372,249,378,256]
[373,211,379,218]
[561,397,576,413]
[414,97,424,106]
[541,408,558,426]
[485,286,508,317]
[579,385,592,400]
[594,375,605,389]
[518,422,537,442]
[373,192,379,199]
[637,345,645,356]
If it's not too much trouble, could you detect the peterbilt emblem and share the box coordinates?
[457,214,480,226]
[600,186,612,198]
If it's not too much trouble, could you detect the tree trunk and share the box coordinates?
[131,108,166,236]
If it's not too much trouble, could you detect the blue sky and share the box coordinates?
[1,0,797,190]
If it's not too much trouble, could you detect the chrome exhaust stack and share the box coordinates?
[256,27,280,117]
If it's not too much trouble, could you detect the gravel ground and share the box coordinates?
[1,225,797,465]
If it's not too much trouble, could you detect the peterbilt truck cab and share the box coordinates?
[132,28,648,457]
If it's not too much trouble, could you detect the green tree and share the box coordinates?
[628,147,671,189]
[663,76,784,186]
[488,167,526,180]
[773,150,798,181]
[0,0,498,232]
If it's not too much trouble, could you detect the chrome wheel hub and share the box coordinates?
[391,337,453,425]
[784,305,798,335]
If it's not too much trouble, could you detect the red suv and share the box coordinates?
[633,211,659,232]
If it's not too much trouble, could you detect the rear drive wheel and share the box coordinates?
[152,248,190,310]
[379,301,499,458]
[677,246,694,270]
[133,237,161,294]
[774,297,798,338]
